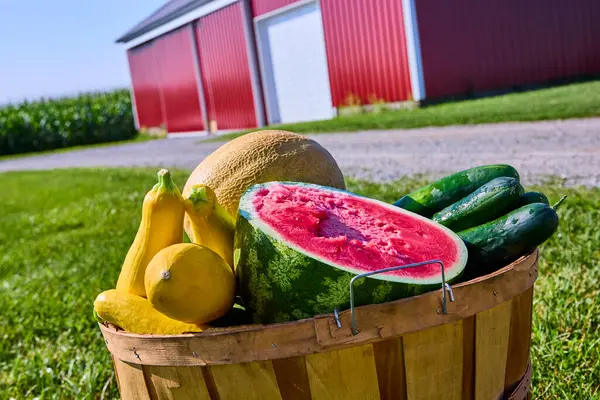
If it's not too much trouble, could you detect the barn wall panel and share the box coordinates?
[127,44,164,129]
[320,0,412,106]
[153,25,205,132]
[251,0,302,17]
[195,3,258,129]
[416,0,600,99]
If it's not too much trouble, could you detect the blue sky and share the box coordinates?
[0,0,166,104]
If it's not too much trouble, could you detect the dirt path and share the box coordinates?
[2,119,599,186]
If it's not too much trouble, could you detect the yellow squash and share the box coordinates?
[94,289,206,335]
[145,243,236,324]
[184,184,235,268]
[116,169,185,297]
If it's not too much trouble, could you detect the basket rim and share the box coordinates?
[100,249,538,366]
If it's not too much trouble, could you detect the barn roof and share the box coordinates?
[116,0,214,43]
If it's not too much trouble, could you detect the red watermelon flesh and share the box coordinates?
[252,183,465,282]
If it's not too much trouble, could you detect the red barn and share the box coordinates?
[118,0,600,135]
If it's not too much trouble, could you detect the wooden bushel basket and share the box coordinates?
[100,251,538,400]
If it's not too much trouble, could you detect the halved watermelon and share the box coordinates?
[235,182,468,324]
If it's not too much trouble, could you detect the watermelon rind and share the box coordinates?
[234,182,468,324]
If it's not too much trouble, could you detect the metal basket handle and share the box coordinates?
[334,259,455,335]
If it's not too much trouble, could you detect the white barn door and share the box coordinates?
[257,1,334,124]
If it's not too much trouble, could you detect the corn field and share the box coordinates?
[0,90,137,156]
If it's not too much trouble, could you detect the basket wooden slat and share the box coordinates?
[307,344,381,399]
[271,356,312,400]
[112,358,151,400]
[504,287,534,392]
[463,316,476,400]
[145,365,211,399]
[101,251,539,400]
[209,361,281,399]
[404,320,463,400]
[475,299,513,399]
[372,337,406,399]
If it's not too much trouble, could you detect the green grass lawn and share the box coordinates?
[0,169,598,399]
[213,80,600,141]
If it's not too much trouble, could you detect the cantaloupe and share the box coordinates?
[183,130,345,225]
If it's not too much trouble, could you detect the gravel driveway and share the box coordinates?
[1,118,599,186]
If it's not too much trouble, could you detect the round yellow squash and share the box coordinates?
[145,243,236,324]
[183,130,345,221]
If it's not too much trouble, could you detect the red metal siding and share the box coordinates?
[127,44,164,129]
[251,0,301,17]
[416,0,600,99]
[320,0,412,106]
[153,25,205,132]
[195,3,258,129]
[253,0,413,106]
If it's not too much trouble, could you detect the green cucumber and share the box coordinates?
[394,164,520,217]
[458,200,563,277]
[519,191,549,206]
[432,177,524,232]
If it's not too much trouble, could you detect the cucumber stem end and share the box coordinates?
[552,195,567,211]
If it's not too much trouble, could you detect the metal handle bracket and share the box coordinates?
[333,259,455,335]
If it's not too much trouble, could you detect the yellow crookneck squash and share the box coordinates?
[184,184,236,269]
[94,289,206,335]
[116,169,185,297]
